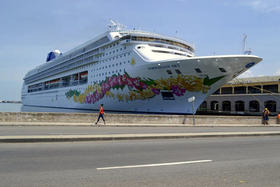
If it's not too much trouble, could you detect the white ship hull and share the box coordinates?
[22,54,261,114]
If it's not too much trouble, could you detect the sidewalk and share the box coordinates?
[1,121,280,127]
[0,124,280,143]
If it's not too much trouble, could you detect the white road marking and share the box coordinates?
[96,159,212,170]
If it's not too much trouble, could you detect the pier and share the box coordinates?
[0,112,277,126]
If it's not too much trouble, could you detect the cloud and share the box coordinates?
[274,69,280,75]
[239,0,280,13]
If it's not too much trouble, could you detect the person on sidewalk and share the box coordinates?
[94,104,106,125]
[277,112,280,124]
[262,108,270,125]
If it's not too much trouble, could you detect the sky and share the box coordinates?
[0,0,279,101]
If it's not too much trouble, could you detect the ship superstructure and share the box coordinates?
[22,21,262,114]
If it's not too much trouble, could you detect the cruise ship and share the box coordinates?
[22,21,262,114]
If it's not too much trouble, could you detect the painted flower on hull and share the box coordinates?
[65,72,224,104]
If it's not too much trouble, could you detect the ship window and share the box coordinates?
[166,70,172,74]
[219,67,227,72]
[175,69,182,74]
[161,91,175,100]
[195,68,202,73]
[174,52,184,56]
[152,50,170,54]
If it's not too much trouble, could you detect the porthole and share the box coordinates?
[175,69,182,74]
[195,68,202,73]
[219,67,227,73]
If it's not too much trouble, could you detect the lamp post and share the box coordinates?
[188,96,196,126]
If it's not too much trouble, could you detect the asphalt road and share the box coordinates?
[1,136,280,186]
[1,126,280,136]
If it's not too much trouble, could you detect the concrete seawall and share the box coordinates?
[0,112,277,125]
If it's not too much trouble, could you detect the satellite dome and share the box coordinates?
[46,50,62,62]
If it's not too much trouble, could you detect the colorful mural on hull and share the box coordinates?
[65,72,224,104]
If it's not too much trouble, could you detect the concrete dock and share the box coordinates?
[1,112,279,143]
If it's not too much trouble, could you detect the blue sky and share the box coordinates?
[0,0,279,101]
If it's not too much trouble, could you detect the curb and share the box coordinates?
[1,131,280,143]
[1,122,280,127]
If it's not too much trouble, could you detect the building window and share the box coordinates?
[198,101,207,111]
[213,89,220,95]
[234,86,246,94]
[211,101,219,111]
[263,84,278,93]
[221,87,232,94]
[222,101,231,111]
[248,85,261,94]
[235,100,245,112]
[249,100,260,112]
[265,100,276,112]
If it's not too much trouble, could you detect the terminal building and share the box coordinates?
[198,76,280,115]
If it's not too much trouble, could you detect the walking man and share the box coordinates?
[262,108,270,125]
[95,104,106,125]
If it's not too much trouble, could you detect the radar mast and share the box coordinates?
[107,19,126,31]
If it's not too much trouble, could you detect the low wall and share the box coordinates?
[0,112,277,125]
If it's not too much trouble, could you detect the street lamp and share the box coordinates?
[188,96,196,126]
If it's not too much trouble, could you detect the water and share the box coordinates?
[0,103,22,112]
[0,103,97,113]
[0,103,125,114]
